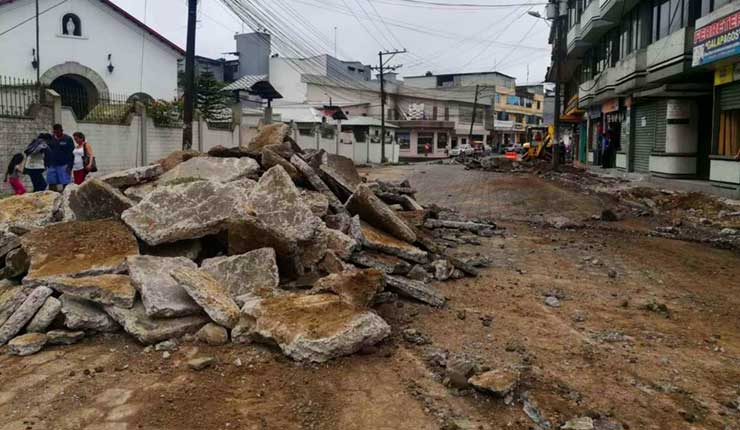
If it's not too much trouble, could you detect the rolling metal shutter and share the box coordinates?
[632,102,655,173]
[719,82,740,110]
[653,99,667,153]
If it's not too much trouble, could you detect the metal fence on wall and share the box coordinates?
[0,76,41,119]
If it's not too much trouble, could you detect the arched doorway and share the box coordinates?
[50,74,99,119]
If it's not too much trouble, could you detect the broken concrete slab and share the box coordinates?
[46,329,85,345]
[142,239,202,261]
[407,265,433,283]
[60,295,119,333]
[263,142,295,160]
[246,123,290,152]
[0,191,61,231]
[349,251,412,275]
[126,255,202,318]
[1,247,29,279]
[187,356,215,370]
[201,248,279,300]
[318,153,363,201]
[56,184,78,222]
[121,180,252,246]
[247,165,321,243]
[317,250,354,274]
[0,286,52,345]
[385,275,446,307]
[21,220,138,286]
[312,268,385,308]
[262,147,300,180]
[431,259,455,281]
[298,225,329,270]
[241,293,391,362]
[227,218,302,280]
[47,275,136,308]
[156,150,202,172]
[290,155,348,215]
[25,296,61,332]
[66,178,135,221]
[350,218,428,264]
[424,219,496,233]
[122,181,159,202]
[325,228,357,260]
[0,283,28,327]
[158,156,261,184]
[170,267,241,329]
[468,369,519,396]
[300,189,330,218]
[346,184,416,243]
[105,301,209,345]
[446,255,480,277]
[7,332,47,356]
[99,164,164,188]
[196,322,229,346]
[0,229,20,260]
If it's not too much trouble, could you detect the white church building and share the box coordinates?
[0,0,183,117]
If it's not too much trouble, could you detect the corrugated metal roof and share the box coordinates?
[223,75,269,91]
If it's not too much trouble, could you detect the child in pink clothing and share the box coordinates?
[4,153,26,195]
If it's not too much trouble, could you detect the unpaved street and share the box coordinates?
[1,163,739,430]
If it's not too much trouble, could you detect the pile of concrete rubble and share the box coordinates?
[0,124,494,363]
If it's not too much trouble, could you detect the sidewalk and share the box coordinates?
[585,165,740,201]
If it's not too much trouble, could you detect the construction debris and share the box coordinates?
[0,126,497,362]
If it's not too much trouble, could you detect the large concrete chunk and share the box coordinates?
[300,189,330,218]
[0,191,61,231]
[60,295,119,332]
[325,228,358,260]
[0,284,29,327]
[122,180,251,246]
[346,184,416,243]
[247,165,321,243]
[241,293,391,362]
[7,332,47,356]
[312,269,385,308]
[170,267,241,329]
[47,275,136,308]
[127,256,201,318]
[105,301,209,345]
[227,218,302,279]
[0,229,20,260]
[350,251,412,275]
[66,178,135,221]
[262,147,300,180]
[290,155,348,215]
[201,248,279,300]
[21,220,138,285]
[385,275,446,307]
[247,123,290,151]
[158,156,260,183]
[350,218,427,264]
[318,153,363,201]
[1,247,29,279]
[26,296,62,332]
[0,286,52,345]
[99,164,164,188]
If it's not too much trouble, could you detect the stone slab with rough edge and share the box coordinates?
[170,267,241,329]
[201,248,279,301]
[56,184,78,222]
[60,294,119,333]
[468,369,520,396]
[290,154,348,215]
[312,268,385,308]
[0,283,28,328]
[1,247,29,279]
[65,178,135,221]
[346,184,416,243]
[47,275,136,308]
[324,228,358,260]
[7,332,47,356]
[195,322,229,346]
[121,180,252,246]
[349,251,412,275]
[262,147,300,180]
[21,219,138,286]
[240,293,391,363]
[0,229,20,260]
[0,191,61,231]
[299,189,330,218]
[99,164,164,188]
[318,152,363,201]
[246,123,290,151]
[385,275,446,307]
[105,301,209,345]
[122,181,159,202]
[26,296,62,332]
[227,218,303,280]
[0,286,53,345]
[158,156,260,184]
[349,217,427,264]
[46,330,85,345]
[247,165,322,244]
[127,255,202,318]
[142,239,202,261]
[318,250,355,274]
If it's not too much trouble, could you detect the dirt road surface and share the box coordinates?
[1,163,738,430]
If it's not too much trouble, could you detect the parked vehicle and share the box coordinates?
[450,144,475,156]
[504,142,523,153]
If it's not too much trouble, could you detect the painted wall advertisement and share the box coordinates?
[693,9,740,66]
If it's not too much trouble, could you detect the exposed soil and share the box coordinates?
[1,163,739,430]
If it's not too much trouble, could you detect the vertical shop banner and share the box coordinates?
[693,9,740,66]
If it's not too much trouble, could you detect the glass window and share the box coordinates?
[417,132,434,153]
[436,132,448,149]
[397,131,410,149]
[669,0,682,33]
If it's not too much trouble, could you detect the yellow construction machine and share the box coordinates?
[522,125,553,161]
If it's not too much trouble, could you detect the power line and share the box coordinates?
[369,0,548,9]
[0,0,70,38]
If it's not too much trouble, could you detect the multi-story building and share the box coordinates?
[551,0,740,190]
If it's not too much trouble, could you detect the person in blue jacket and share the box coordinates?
[45,124,74,191]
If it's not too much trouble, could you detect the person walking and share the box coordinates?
[23,133,50,192]
[72,132,94,185]
[4,153,26,195]
[46,124,74,191]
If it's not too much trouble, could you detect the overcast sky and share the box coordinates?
[111,0,551,84]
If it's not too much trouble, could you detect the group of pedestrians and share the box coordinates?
[3,124,96,195]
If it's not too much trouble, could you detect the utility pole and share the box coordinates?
[467,84,480,148]
[35,0,40,100]
[182,0,198,150]
[552,8,563,169]
[490,85,497,152]
[372,49,406,163]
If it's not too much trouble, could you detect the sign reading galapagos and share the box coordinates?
[693,10,740,66]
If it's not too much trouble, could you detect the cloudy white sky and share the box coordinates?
[111,0,551,84]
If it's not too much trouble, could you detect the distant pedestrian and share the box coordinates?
[4,153,26,195]
[46,124,74,191]
[23,133,50,192]
[424,143,431,157]
[72,132,94,185]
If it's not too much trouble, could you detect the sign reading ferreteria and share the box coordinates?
[693,9,740,66]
